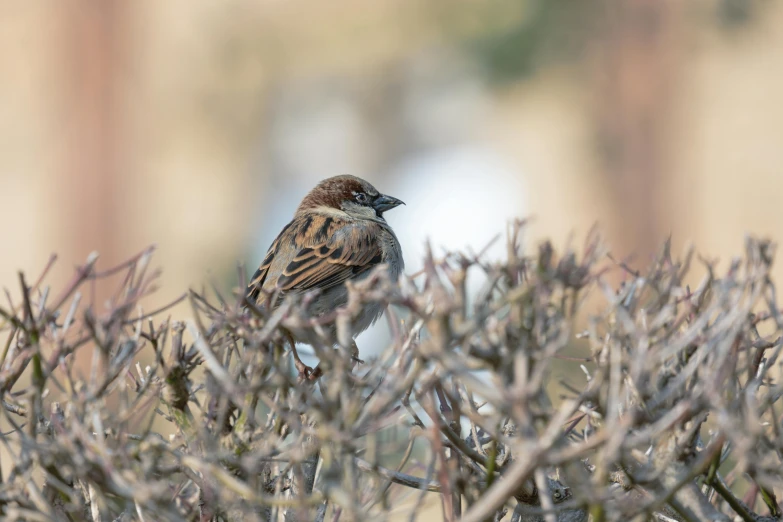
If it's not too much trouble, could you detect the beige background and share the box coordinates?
[2,2,781,306]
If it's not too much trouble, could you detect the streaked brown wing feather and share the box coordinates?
[277,222,383,291]
[246,215,384,303]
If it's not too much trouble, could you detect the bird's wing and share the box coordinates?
[246,221,290,304]
[246,216,384,303]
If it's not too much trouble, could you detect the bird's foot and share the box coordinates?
[294,358,315,381]
[295,363,323,384]
[308,365,324,381]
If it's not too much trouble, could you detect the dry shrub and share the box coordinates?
[0,223,782,522]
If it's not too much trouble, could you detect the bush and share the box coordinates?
[0,223,782,521]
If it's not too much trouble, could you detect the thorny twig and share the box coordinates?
[0,229,780,521]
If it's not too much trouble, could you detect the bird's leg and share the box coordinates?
[284,330,314,380]
[306,340,362,382]
[350,340,364,366]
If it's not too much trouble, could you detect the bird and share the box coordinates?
[246,175,405,379]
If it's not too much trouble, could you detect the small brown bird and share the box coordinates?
[246,175,405,378]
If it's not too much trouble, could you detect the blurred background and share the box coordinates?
[1,0,782,317]
[1,1,781,517]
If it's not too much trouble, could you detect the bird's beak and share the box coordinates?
[373,194,405,215]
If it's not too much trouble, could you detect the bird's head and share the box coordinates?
[296,175,405,221]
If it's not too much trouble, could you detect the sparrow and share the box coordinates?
[246,175,405,378]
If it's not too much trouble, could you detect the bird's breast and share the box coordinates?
[380,227,404,280]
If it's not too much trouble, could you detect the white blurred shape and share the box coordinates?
[387,145,528,275]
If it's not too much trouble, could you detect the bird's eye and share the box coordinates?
[355,193,368,204]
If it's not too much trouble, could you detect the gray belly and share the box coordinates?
[302,279,386,343]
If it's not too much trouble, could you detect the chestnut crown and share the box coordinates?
[295,175,404,220]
